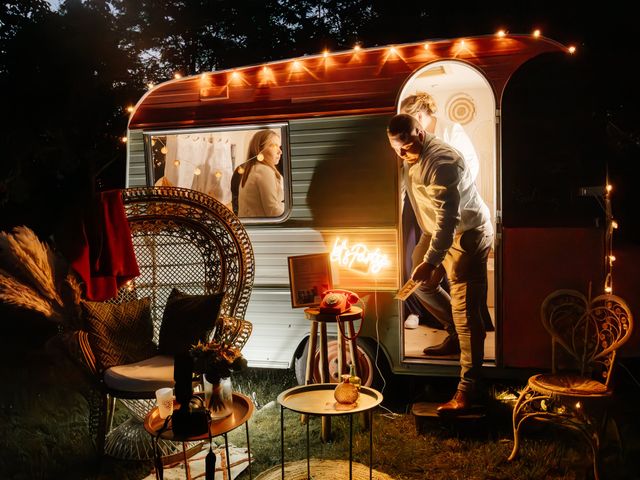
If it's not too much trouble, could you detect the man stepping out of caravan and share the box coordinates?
[387,114,493,413]
[399,92,494,341]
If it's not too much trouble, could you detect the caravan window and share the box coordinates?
[145,125,290,223]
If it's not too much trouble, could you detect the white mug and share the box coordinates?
[155,387,174,419]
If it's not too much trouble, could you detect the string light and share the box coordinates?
[174,73,182,79]
[568,45,576,54]
[496,30,506,38]
[353,44,361,52]
[533,29,541,38]
[323,50,329,58]
[604,171,616,294]
[126,105,134,113]
[423,43,430,50]
[147,82,154,89]
[120,136,128,143]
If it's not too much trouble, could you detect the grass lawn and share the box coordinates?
[1,344,639,480]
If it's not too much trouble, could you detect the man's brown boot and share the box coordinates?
[436,389,472,414]
[423,333,460,356]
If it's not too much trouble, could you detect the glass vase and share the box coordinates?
[203,375,233,421]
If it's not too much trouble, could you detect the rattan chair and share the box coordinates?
[84,187,255,460]
[508,289,633,480]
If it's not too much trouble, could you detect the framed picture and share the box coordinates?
[287,253,333,308]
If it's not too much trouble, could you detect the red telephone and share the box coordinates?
[319,289,360,315]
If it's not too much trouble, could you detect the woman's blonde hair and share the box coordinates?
[241,130,280,187]
[400,92,437,116]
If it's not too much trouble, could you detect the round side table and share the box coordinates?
[277,383,383,480]
[144,392,254,480]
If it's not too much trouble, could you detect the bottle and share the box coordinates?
[348,362,361,390]
[334,374,359,405]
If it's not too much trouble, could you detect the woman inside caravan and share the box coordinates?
[400,92,492,352]
[237,129,284,217]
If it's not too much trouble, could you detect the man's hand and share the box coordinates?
[411,261,445,288]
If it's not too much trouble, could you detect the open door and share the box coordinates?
[397,61,498,366]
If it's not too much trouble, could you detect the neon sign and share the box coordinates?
[330,237,390,275]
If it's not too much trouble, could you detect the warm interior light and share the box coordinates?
[497,30,506,37]
[174,160,180,167]
[568,45,576,54]
[533,29,541,38]
[160,146,168,155]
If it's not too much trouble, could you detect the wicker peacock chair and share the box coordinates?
[83,187,254,460]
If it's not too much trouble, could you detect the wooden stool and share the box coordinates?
[303,306,363,442]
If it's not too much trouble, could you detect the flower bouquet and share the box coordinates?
[190,340,247,419]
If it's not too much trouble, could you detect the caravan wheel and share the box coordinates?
[294,339,378,387]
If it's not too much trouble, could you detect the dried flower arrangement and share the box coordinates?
[0,226,81,326]
[190,340,247,384]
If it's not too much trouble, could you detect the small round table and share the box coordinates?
[304,306,364,441]
[277,383,383,480]
[144,392,254,480]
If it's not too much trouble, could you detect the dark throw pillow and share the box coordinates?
[158,288,224,355]
[82,297,157,371]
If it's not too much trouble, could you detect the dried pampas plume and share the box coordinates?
[0,227,62,307]
[0,269,57,320]
[0,226,81,325]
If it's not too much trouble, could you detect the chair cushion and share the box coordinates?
[529,373,610,397]
[103,355,174,392]
[82,297,157,371]
[158,288,224,355]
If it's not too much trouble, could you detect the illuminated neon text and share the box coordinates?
[330,237,390,274]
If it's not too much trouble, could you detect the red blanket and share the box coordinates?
[58,190,139,301]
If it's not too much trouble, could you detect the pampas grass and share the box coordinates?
[0,226,81,325]
[0,226,62,307]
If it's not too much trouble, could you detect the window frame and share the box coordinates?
[143,122,291,224]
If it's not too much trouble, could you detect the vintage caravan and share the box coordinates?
[125,34,608,386]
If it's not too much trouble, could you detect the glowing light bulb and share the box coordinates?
[161,146,168,155]
[323,50,329,58]
[147,82,154,89]
[257,153,264,162]
[612,221,619,229]
[568,45,576,54]
[533,29,541,38]
[354,44,361,51]
[126,105,134,113]
[605,286,612,293]
[292,60,301,71]
[174,73,182,79]
[609,255,616,262]
[238,167,245,174]
[460,40,466,47]
[174,160,180,167]
[215,171,222,178]
[389,47,397,55]
[194,167,201,176]
[575,402,581,409]
[497,30,506,37]
[606,184,613,192]
[120,136,128,143]
[423,43,430,50]
[200,73,207,80]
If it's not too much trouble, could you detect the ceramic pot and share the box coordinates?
[334,374,359,405]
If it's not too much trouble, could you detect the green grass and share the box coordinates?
[2,354,639,480]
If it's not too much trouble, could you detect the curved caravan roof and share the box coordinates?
[129,34,569,130]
